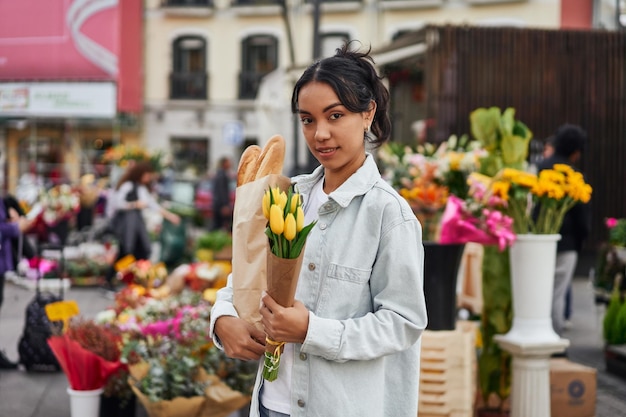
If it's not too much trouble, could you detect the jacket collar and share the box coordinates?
[292,153,380,209]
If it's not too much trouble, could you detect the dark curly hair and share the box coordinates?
[291,41,392,148]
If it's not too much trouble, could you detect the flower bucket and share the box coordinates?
[502,234,561,344]
[423,242,465,330]
[67,387,103,417]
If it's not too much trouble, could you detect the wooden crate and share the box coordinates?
[418,322,477,417]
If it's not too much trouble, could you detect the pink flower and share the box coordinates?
[606,217,618,228]
[439,195,516,251]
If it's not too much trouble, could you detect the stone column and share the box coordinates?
[495,336,569,417]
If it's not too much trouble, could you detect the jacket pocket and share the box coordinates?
[327,263,371,284]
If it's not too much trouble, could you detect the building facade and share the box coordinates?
[0,0,143,195]
[143,0,564,177]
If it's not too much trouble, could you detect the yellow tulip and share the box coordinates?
[284,213,296,241]
[296,206,304,232]
[262,191,271,219]
[290,193,300,213]
[277,192,288,209]
[270,204,285,235]
[270,187,281,203]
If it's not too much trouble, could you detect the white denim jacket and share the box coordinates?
[210,154,427,417]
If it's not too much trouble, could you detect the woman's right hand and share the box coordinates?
[214,316,266,361]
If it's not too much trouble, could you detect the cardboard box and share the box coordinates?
[550,358,596,417]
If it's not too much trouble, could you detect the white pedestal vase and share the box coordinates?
[495,337,569,417]
[501,234,561,345]
[67,387,103,417]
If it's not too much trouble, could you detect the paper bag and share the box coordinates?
[232,174,291,331]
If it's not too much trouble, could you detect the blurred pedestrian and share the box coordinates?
[104,161,180,290]
[0,195,36,369]
[536,124,591,336]
[211,156,234,231]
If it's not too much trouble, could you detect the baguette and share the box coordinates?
[255,135,286,179]
[237,145,262,186]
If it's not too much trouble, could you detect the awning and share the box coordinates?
[372,29,427,67]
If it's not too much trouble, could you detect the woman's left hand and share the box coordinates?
[260,293,309,344]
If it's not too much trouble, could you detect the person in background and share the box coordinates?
[104,161,181,290]
[0,196,35,369]
[211,156,234,231]
[536,124,591,337]
[543,135,573,328]
[210,43,427,417]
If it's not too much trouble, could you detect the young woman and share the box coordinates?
[211,43,427,417]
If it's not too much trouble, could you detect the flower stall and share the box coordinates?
[91,257,254,417]
[377,134,517,331]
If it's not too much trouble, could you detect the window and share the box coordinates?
[171,36,208,99]
[239,35,278,99]
[162,0,212,6]
[320,32,350,58]
[233,0,280,5]
[170,137,209,178]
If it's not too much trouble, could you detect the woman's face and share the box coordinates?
[297,81,375,181]
[140,171,154,185]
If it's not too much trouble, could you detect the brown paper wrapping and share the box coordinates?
[130,382,206,417]
[266,252,304,308]
[200,374,251,417]
[232,174,291,331]
[264,251,305,357]
[129,366,250,417]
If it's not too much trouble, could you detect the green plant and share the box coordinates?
[607,218,626,247]
[469,106,530,411]
[603,276,626,345]
[196,230,232,252]
[470,106,532,177]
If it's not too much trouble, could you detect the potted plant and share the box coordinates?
[607,217,626,262]
[195,230,232,262]
[47,318,125,417]
[116,289,251,417]
[603,274,626,379]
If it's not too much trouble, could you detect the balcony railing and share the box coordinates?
[304,0,361,3]
[170,72,208,100]
[162,0,212,6]
[233,0,282,5]
[238,71,269,99]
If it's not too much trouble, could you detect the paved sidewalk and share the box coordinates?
[0,276,625,416]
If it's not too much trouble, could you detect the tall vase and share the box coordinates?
[423,242,465,331]
[67,387,103,417]
[502,234,561,344]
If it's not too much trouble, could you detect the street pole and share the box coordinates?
[306,0,322,172]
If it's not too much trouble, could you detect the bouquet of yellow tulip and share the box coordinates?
[485,164,592,234]
[263,186,316,259]
[261,185,316,381]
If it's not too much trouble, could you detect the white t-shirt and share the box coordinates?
[261,177,327,414]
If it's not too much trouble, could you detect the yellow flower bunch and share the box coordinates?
[263,185,316,259]
[490,164,592,234]
[102,144,152,167]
